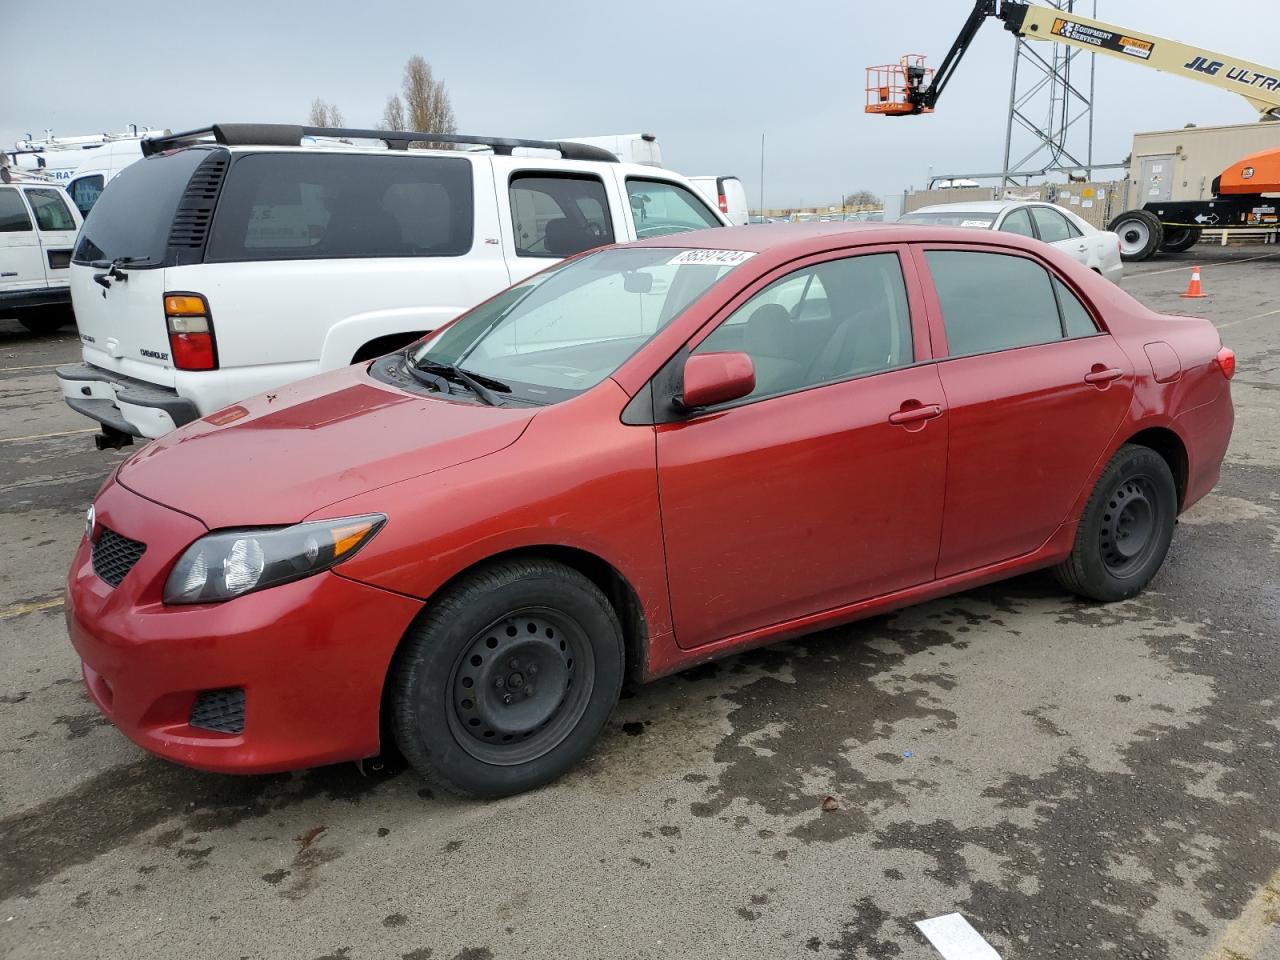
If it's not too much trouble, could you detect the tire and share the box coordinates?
[1107,210,1164,261]
[389,557,624,798]
[1054,444,1177,603]
[1159,226,1201,253]
[17,306,73,336]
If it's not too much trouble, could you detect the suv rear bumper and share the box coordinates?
[57,363,199,439]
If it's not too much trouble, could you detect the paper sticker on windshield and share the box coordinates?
[667,249,756,266]
[960,220,992,228]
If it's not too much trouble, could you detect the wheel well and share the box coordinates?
[351,332,426,364]
[1124,427,1188,509]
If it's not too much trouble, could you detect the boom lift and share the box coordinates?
[867,1,1280,260]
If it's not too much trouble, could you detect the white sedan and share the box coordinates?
[898,200,1123,283]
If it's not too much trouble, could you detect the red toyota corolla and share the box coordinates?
[66,224,1234,797]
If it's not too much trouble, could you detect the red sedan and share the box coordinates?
[66,224,1234,797]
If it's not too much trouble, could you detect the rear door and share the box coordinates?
[1029,205,1090,268]
[71,147,216,385]
[915,245,1133,576]
[22,186,81,289]
[0,187,44,296]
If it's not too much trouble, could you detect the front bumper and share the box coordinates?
[66,480,423,774]
[57,362,199,439]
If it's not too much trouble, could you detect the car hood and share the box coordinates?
[117,364,536,529]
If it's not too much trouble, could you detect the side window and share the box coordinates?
[926,251,1063,356]
[998,208,1035,238]
[1029,206,1077,243]
[509,174,613,258]
[0,188,33,232]
[68,175,105,217]
[24,188,77,231]
[626,179,721,238]
[1055,277,1098,337]
[695,253,912,401]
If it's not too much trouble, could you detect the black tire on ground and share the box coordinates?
[1159,226,1202,253]
[1107,210,1164,262]
[389,557,625,798]
[17,306,73,336]
[1054,444,1178,603]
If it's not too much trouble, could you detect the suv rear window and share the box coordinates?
[74,147,214,266]
[206,153,474,262]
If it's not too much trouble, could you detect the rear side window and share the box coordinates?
[0,188,32,232]
[998,208,1035,237]
[74,147,213,265]
[206,153,474,262]
[926,250,1064,356]
[68,175,105,217]
[626,179,721,238]
[1055,277,1098,337]
[509,174,614,258]
[1030,206,1081,243]
[24,188,76,231]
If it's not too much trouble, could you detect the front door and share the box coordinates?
[654,249,948,648]
[0,187,44,297]
[22,186,80,289]
[916,246,1134,577]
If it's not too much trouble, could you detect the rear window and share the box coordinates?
[74,148,213,265]
[206,153,474,262]
[25,188,77,231]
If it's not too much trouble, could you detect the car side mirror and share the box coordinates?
[679,352,755,410]
[624,271,653,294]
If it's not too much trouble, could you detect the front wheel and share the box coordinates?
[389,557,624,798]
[1107,210,1164,262]
[1054,444,1177,602]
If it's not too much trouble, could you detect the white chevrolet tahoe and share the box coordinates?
[58,123,729,447]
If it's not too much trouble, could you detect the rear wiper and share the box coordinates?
[90,256,160,289]
[412,358,511,407]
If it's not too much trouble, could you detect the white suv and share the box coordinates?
[0,174,83,334]
[57,123,729,447]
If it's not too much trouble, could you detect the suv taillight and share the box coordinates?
[1215,346,1235,380]
[164,293,217,371]
[718,193,729,214]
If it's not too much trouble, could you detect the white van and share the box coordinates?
[66,139,150,217]
[57,123,730,447]
[688,176,749,226]
[557,133,662,167]
[0,172,83,334]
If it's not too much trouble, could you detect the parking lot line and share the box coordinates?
[1204,867,1280,960]
[0,362,62,373]
[0,597,64,620]
[0,428,96,444]
[1127,252,1280,278]
[1218,307,1280,330]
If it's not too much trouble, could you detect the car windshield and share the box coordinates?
[411,246,751,404]
[898,211,996,228]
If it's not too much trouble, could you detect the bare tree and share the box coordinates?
[308,98,345,128]
[380,55,456,146]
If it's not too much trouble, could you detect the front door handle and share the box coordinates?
[888,403,943,426]
[1083,367,1124,385]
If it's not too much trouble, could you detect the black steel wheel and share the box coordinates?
[1159,226,1201,253]
[1107,210,1164,262]
[1054,444,1177,602]
[390,557,624,798]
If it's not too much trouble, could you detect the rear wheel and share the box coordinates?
[389,557,624,798]
[1107,210,1164,262]
[1054,444,1177,602]
[1159,226,1202,253]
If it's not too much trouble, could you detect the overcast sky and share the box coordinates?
[2,0,1270,208]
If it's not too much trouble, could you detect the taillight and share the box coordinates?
[718,194,729,214]
[164,293,217,371]
[1215,346,1235,380]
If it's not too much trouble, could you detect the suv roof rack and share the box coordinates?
[141,124,620,162]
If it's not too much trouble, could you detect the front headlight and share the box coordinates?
[163,514,386,605]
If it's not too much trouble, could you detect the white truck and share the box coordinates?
[57,123,730,448]
[0,168,83,334]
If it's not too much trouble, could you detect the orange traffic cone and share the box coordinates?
[1180,265,1206,298]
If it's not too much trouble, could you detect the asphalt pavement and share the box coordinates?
[1,246,1277,960]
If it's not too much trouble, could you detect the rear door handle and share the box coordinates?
[1083,367,1124,384]
[888,403,943,425]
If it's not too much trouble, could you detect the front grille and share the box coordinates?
[190,688,245,734]
[91,528,146,587]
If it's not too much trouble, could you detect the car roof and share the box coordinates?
[908,199,1065,215]
[211,143,666,175]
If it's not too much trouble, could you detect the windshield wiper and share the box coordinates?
[412,358,511,407]
[90,256,161,290]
